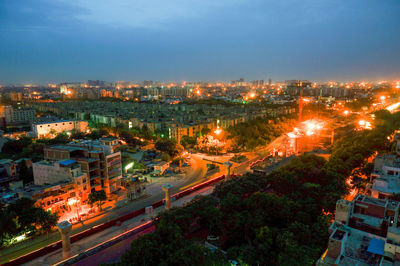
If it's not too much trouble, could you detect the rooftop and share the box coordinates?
[0,159,13,165]
[32,119,75,125]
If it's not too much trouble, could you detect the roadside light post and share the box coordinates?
[224,161,233,179]
[57,221,72,259]
[162,184,173,210]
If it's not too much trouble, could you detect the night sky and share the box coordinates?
[1,0,399,84]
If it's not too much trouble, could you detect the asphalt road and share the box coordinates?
[72,225,156,266]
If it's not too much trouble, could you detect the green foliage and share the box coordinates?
[181,135,196,148]
[18,160,33,185]
[87,129,109,139]
[155,139,184,157]
[88,190,107,210]
[227,116,296,151]
[1,137,32,155]
[0,198,59,247]
[160,153,171,162]
[119,129,141,146]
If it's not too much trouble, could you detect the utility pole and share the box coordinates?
[299,86,303,122]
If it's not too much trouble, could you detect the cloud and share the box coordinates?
[68,0,246,29]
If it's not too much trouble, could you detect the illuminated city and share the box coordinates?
[0,1,400,265]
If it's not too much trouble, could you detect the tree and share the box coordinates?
[49,133,70,144]
[87,129,109,139]
[0,198,59,247]
[37,210,59,239]
[160,152,171,162]
[155,139,183,157]
[18,160,33,185]
[201,127,211,136]
[119,218,215,266]
[88,190,107,211]
[181,135,196,148]
[70,131,87,140]
[2,139,28,154]
[119,129,141,146]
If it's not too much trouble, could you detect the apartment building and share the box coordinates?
[43,138,122,195]
[169,121,216,143]
[33,158,88,187]
[32,120,89,138]
[368,155,400,200]
[0,159,18,188]
[318,195,400,265]
[19,180,84,214]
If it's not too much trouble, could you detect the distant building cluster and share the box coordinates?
[28,101,296,142]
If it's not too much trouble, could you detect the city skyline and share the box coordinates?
[1,0,400,84]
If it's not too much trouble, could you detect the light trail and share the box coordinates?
[386,101,400,113]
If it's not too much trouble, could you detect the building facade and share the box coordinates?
[43,138,122,195]
[32,120,89,138]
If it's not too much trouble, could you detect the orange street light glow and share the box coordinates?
[214,127,222,135]
[306,121,316,130]
[68,198,78,206]
[358,120,366,126]
[306,130,314,136]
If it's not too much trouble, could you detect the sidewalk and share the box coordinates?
[24,186,214,265]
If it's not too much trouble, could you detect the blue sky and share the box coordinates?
[0,0,399,84]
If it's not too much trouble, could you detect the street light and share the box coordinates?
[214,126,222,135]
[306,121,316,131]
[125,162,134,173]
[67,198,80,221]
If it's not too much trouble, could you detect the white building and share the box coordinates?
[33,159,89,187]
[369,155,400,199]
[32,120,89,138]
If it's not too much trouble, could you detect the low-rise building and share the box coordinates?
[0,159,18,188]
[318,195,400,266]
[32,120,89,138]
[368,155,400,199]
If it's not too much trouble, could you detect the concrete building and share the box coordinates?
[0,159,18,189]
[0,159,17,178]
[318,195,400,266]
[43,138,122,195]
[32,120,89,138]
[368,155,400,199]
[9,92,22,102]
[0,105,36,125]
[7,108,36,125]
[33,159,87,184]
[19,180,87,214]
